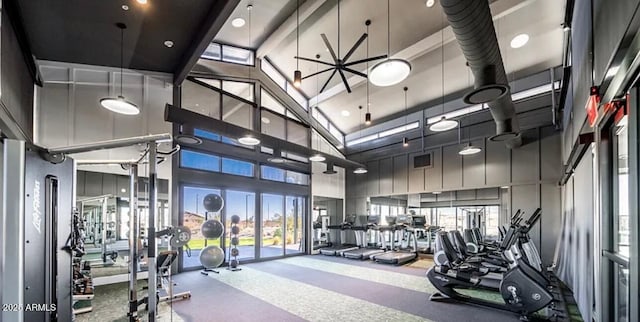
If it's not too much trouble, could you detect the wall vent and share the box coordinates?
[413,153,433,168]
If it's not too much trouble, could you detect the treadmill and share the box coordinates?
[319,214,359,256]
[343,215,385,259]
[371,214,418,265]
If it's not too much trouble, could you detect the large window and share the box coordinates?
[260,165,309,186]
[180,149,254,177]
[180,150,220,172]
[181,186,222,269]
[201,42,255,66]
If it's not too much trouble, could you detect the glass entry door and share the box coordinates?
[286,196,305,255]
[261,194,284,258]
[606,115,630,322]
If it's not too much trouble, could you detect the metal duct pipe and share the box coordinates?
[440,0,521,146]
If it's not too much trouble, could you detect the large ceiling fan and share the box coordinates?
[293,1,387,93]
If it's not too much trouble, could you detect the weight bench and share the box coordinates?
[157,250,191,303]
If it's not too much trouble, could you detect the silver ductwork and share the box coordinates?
[440,0,521,146]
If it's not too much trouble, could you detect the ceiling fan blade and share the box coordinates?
[342,33,368,63]
[338,69,352,93]
[344,54,388,67]
[294,56,336,68]
[302,67,334,80]
[342,67,367,78]
[321,34,339,62]
[320,69,338,93]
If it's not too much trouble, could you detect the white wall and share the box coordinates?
[35,61,174,179]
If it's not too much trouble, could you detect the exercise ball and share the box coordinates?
[201,219,224,239]
[231,226,240,235]
[231,237,239,246]
[199,246,225,269]
[203,194,224,212]
[230,248,240,257]
[231,215,241,224]
[230,259,239,268]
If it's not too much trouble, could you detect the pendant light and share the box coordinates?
[402,86,409,147]
[365,21,372,125]
[369,0,411,87]
[353,105,368,174]
[237,6,259,146]
[293,0,302,88]
[268,147,286,163]
[429,15,457,132]
[100,23,140,115]
[309,56,325,162]
[458,126,482,155]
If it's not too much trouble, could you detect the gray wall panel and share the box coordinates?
[541,183,562,266]
[102,173,116,196]
[442,144,462,189]
[366,160,380,196]
[393,155,408,194]
[485,139,510,186]
[379,158,393,195]
[540,126,562,181]
[512,129,540,183]
[425,148,443,191]
[462,138,486,187]
[84,171,103,196]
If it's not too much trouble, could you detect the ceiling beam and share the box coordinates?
[165,103,364,169]
[308,0,537,106]
[257,0,328,58]
[173,0,240,85]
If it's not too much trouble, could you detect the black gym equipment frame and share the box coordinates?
[2,140,75,322]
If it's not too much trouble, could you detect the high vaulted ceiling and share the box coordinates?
[15,0,237,80]
[215,0,566,135]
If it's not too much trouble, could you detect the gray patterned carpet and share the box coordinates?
[77,255,581,322]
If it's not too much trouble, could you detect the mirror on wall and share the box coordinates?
[312,196,343,250]
[369,187,509,253]
[77,171,170,279]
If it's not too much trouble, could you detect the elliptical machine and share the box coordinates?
[427,231,554,319]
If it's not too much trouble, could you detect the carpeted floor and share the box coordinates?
[79,255,581,322]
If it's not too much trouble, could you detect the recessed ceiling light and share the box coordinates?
[121,188,127,193]
[341,110,350,117]
[426,0,435,7]
[122,4,129,10]
[510,34,529,49]
[432,191,441,195]
[501,186,509,189]
[261,117,271,124]
[164,40,174,48]
[137,0,147,4]
[232,18,246,28]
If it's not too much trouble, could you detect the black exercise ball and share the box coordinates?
[231,237,239,246]
[201,219,224,239]
[231,226,240,235]
[231,248,240,257]
[230,259,239,268]
[203,194,224,212]
[231,215,241,224]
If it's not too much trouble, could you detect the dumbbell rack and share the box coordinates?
[70,208,94,315]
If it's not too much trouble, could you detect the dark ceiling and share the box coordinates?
[15,0,237,75]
